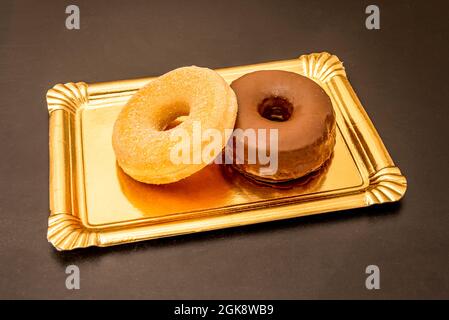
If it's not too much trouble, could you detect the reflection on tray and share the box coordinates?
[117,155,332,216]
[117,163,235,214]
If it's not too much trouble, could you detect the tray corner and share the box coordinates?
[47,213,100,251]
[298,52,347,83]
[46,82,89,114]
[366,166,407,205]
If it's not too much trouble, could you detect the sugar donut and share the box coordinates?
[112,66,238,184]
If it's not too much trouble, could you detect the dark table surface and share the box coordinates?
[1,0,448,299]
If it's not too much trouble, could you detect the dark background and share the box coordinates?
[0,0,448,299]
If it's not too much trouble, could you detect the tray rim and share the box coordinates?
[46,52,407,250]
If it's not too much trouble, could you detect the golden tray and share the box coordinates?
[46,52,407,251]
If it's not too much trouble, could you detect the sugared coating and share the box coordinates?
[112,66,238,184]
[229,70,336,182]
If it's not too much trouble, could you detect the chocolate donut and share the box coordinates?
[229,70,336,182]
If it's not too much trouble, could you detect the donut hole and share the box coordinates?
[160,102,190,131]
[164,114,189,130]
[258,96,293,122]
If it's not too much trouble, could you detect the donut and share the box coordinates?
[229,70,336,182]
[112,66,238,184]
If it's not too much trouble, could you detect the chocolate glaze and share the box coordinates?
[229,70,336,182]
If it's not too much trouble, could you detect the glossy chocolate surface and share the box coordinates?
[230,70,336,181]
